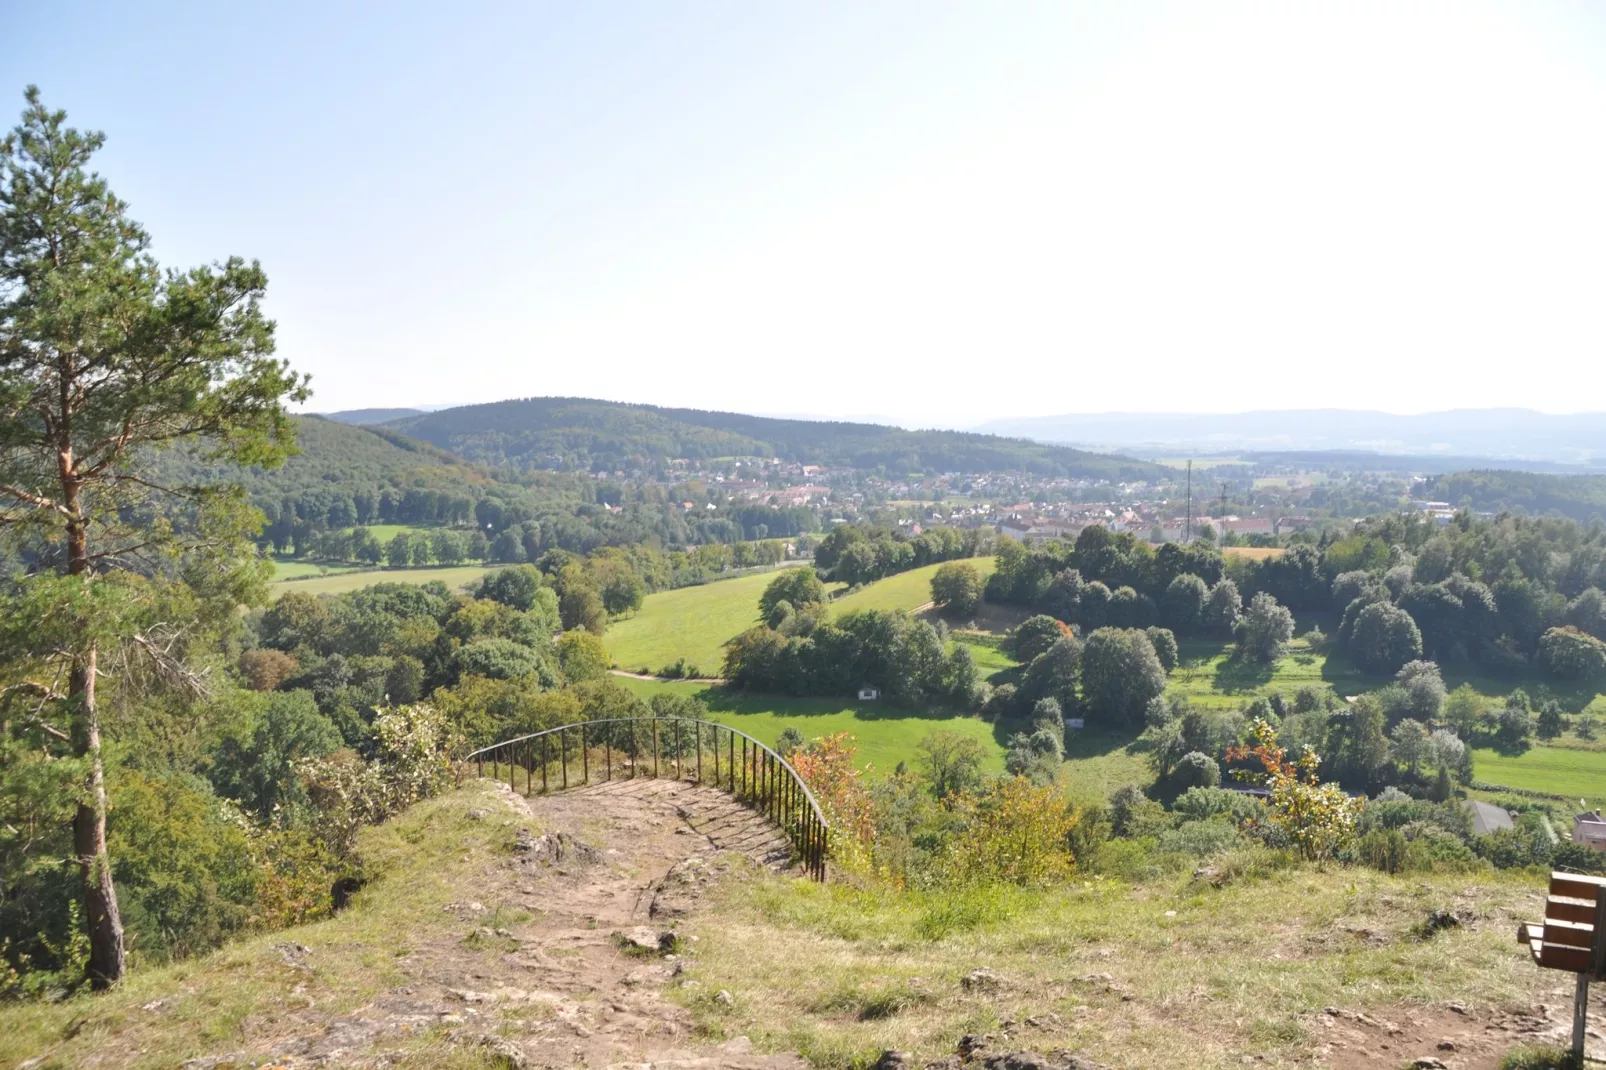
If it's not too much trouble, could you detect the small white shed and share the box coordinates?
[857,686,880,701]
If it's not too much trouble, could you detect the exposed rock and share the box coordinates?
[978,1051,1113,1070]
[450,1029,528,1069]
[961,967,1003,992]
[615,926,679,955]
[1409,1059,1447,1070]
[273,941,312,972]
[1421,910,1462,937]
[875,1051,916,1069]
[714,989,734,1006]
[513,827,599,866]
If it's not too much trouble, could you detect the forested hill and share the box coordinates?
[323,407,426,425]
[1425,469,1606,523]
[384,397,1169,479]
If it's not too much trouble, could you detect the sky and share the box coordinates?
[7,1,1606,428]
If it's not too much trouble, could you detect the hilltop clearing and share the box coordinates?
[6,774,1598,1070]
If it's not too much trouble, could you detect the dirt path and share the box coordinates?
[186,779,806,1070]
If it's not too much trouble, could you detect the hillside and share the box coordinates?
[322,407,427,425]
[158,414,498,503]
[384,397,1170,480]
[2,776,1585,1070]
[1424,469,1606,522]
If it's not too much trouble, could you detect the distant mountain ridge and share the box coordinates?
[381,396,1170,480]
[975,408,1606,465]
[322,407,427,425]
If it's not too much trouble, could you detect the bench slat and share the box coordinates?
[1544,895,1598,925]
[1540,918,1596,950]
[1538,942,1594,973]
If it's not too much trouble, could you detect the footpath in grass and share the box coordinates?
[268,564,495,599]
[615,677,1008,776]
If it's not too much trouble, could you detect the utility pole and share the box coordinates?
[1185,460,1192,543]
[1220,481,1229,519]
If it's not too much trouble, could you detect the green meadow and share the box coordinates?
[604,571,781,675]
[828,557,996,616]
[605,558,996,675]
[268,564,495,598]
[614,676,1008,776]
[1470,744,1606,804]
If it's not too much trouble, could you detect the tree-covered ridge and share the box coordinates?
[384,396,1171,479]
[1424,469,1606,523]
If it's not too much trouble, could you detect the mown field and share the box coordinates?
[604,571,781,675]
[615,676,1008,776]
[268,565,495,598]
[828,557,996,616]
[606,558,996,675]
[1470,744,1606,803]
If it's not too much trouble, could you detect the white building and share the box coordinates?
[1574,810,1606,852]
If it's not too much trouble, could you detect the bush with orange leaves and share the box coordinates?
[943,776,1085,887]
[1226,718,1362,862]
[790,732,877,875]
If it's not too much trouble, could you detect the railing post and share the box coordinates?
[674,719,682,780]
[507,744,514,793]
[606,735,612,782]
[582,724,589,785]
[653,719,660,778]
[712,724,718,785]
[561,727,569,790]
[696,723,703,783]
[542,735,549,793]
[730,730,736,792]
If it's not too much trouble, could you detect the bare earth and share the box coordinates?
[179,778,807,1070]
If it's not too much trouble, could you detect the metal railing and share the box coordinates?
[462,717,828,880]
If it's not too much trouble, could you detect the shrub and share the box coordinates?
[1171,751,1222,791]
[943,778,1084,887]
[1235,592,1295,664]
[1227,719,1363,862]
[1144,626,1178,672]
[1537,626,1606,681]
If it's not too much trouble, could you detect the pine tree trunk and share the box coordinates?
[70,645,124,989]
[65,505,125,989]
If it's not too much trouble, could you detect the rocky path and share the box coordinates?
[186,778,806,1070]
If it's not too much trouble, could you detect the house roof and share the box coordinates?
[1577,810,1606,824]
[1464,800,1515,835]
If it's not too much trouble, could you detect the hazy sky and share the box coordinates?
[8,2,1606,427]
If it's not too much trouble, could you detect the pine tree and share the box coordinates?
[0,88,306,988]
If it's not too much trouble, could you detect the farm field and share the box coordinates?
[606,559,995,676]
[268,565,495,598]
[1470,744,1606,804]
[267,556,364,580]
[615,677,1008,776]
[829,557,996,616]
[604,571,780,675]
[1220,546,1285,560]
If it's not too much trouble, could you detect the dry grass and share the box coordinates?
[1221,546,1287,560]
[670,860,1565,1069]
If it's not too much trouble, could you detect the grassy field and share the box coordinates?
[1220,546,1286,560]
[1469,744,1606,804]
[268,564,495,598]
[267,556,364,580]
[606,559,997,677]
[616,677,1008,776]
[605,571,780,675]
[829,557,996,616]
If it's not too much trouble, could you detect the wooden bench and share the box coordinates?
[1517,871,1606,1058]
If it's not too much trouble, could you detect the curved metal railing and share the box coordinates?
[462,717,828,880]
